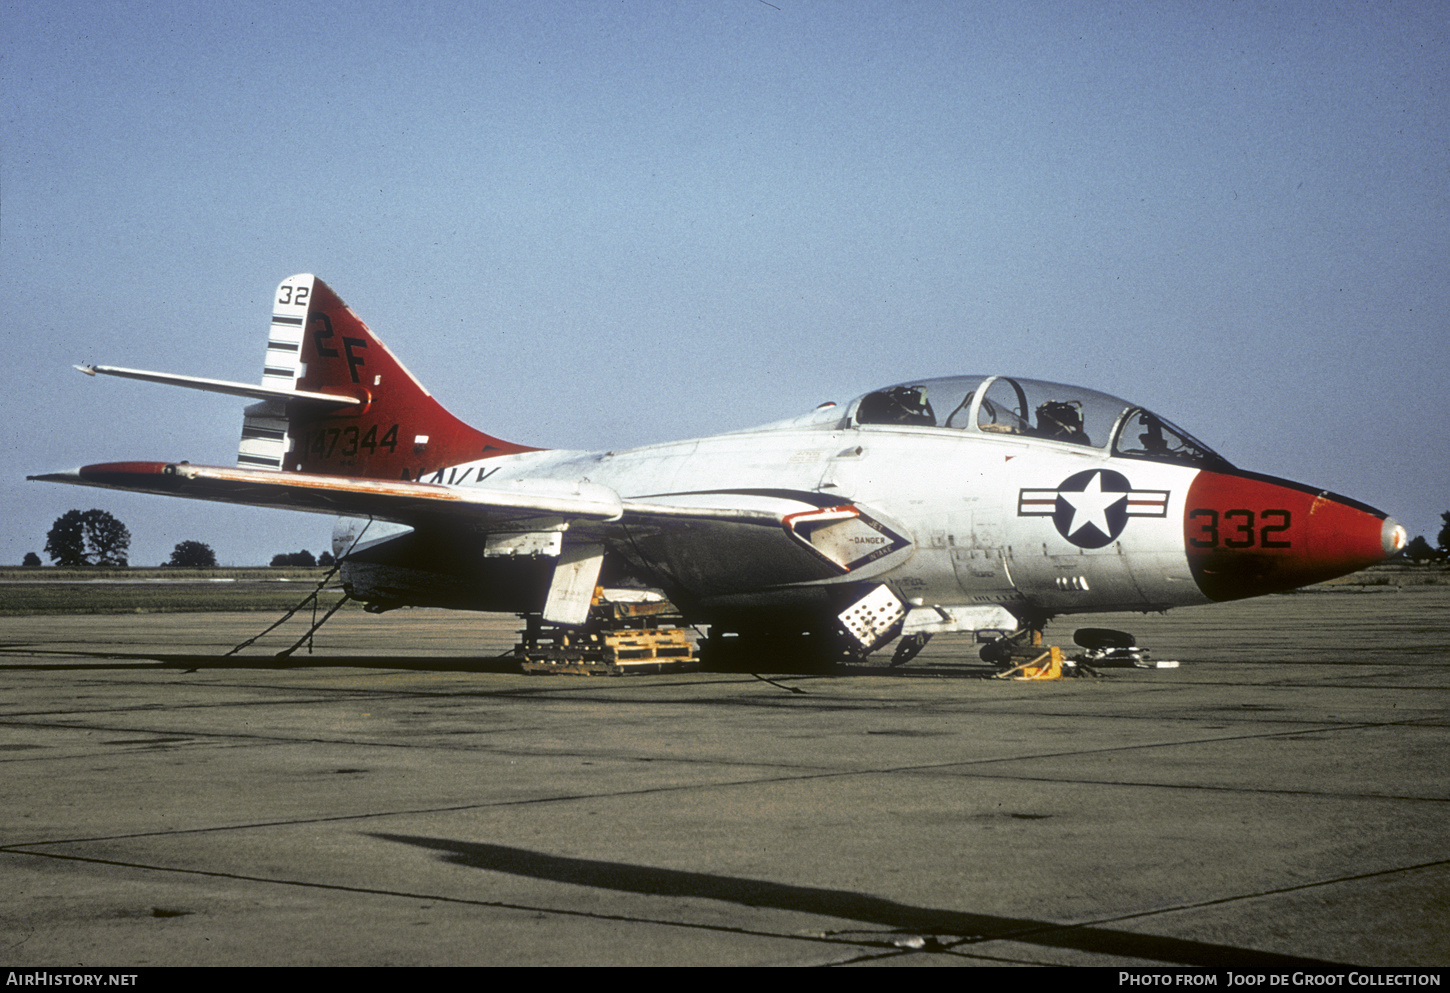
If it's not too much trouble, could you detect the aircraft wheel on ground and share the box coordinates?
[979,639,1014,667]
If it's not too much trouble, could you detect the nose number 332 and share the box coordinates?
[1188,508,1292,549]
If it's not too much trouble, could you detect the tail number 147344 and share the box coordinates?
[306,424,398,460]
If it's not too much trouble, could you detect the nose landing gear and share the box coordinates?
[1071,628,1178,668]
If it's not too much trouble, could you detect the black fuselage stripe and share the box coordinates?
[630,488,844,508]
[1218,468,1387,519]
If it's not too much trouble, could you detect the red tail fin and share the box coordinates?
[243,274,536,480]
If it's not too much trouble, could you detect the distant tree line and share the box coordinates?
[29,508,1447,570]
[27,510,336,569]
[1402,511,1450,564]
[167,541,217,568]
[43,509,131,566]
[270,550,335,567]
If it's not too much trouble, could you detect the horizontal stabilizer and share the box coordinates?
[75,364,361,407]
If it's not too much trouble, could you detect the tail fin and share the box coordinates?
[239,274,536,480]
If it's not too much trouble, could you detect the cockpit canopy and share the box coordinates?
[848,375,1231,469]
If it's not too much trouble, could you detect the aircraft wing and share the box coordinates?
[26,462,801,546]
[28,462,625,529]
[30,462,913,597]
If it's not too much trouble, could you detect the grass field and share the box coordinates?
[0,566,329,582]
[0,567,354,615]
[1317,562,1450,586]
[0,562,1443,616]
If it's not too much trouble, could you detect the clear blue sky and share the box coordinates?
[3,0,1446,566]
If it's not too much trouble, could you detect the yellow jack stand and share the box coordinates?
[994,645,1064,680]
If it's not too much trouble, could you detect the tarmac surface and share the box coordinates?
[0,585,1447,967]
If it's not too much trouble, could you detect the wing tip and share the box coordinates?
[31,461,178,482]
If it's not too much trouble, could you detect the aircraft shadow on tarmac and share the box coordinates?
[371,832,1346,968]
[0,646,1020,678]
[0,647,524,673]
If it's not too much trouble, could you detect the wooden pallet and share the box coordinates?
[519,624,697,675]
[605,628,692,658]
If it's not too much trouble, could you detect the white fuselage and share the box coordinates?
[341,412,1210,622]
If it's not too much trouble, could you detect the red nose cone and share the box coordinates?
[1185,470,1403,602]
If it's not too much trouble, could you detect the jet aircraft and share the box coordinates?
[32,274,1407,667]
